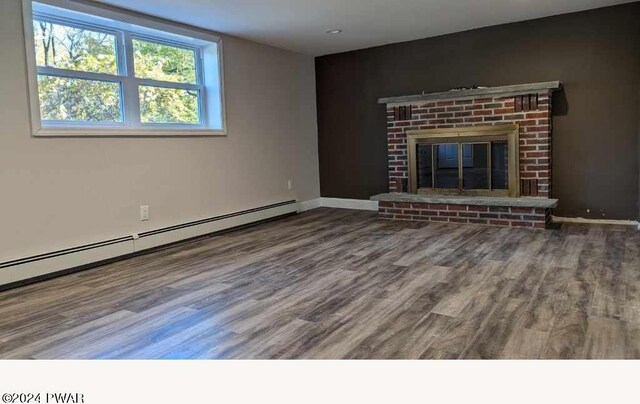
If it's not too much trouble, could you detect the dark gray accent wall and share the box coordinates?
[316,2,640,220]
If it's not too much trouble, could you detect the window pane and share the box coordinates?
[462,143,489,189]
[33,20,117,74]
[416,144,433,189]
[133,39,197,84]
[38,75,122,122]
[491,141,509,190]
[434,144,459,189]
[139,86,199,124]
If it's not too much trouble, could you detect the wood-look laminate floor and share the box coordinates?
[1,208,639,359]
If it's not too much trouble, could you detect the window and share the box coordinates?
[24,0,225,136]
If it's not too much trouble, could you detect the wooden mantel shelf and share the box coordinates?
[378,81,562,105]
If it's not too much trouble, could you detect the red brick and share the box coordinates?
[479,213,499,219]
[489,220,510,226]
[503,114,525,120]
[464,104,483,111]
[469,219,488,225]
[446,106,465,112]
[430,217,449,222]
[437,100,455,107]
[484,116,503,122]
[516,120,536,126]
[458,212,479,218]
[525,165,549,171]
[525,151,550,158]
[526,112,548,119]
[500,214,522,220]
[525,139,550,145]
[510,207,534,214]
[510,221,533,228]
[439,211,459,217]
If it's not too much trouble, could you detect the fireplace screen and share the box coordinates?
[408,124,519,197]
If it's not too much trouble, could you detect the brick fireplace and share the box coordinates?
[372,82,562,229]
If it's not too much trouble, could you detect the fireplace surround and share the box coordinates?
[372,82,562,229]
[407,124,519,197]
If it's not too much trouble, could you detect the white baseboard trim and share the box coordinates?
[297,198,322,212]
[0,201,298,289]
[552,215,639,229]
[0,240,135,289]
[134,202,297,252]
[320,198,379,211]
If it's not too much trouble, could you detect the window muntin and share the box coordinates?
[27,1,224,135]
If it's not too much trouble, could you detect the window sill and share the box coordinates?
[33,127,227,138]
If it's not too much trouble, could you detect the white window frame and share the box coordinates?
[22,0,226,137]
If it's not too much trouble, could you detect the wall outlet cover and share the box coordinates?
[140,205,150,221]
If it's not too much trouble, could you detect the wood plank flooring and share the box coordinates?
[1,208,638,359]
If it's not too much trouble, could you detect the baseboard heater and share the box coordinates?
[0,200,298,291]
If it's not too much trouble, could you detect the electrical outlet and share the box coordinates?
[140,205,150,221]
[287,180,293,190]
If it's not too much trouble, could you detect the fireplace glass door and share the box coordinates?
[408,124,519,197]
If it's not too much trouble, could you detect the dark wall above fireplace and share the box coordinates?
[315,2,640,220]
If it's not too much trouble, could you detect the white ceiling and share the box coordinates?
[95,0,636,56]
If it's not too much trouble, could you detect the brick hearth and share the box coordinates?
[378,201,551,229]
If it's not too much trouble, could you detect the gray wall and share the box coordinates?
[0,0,320,262]
[316,2,640,220]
